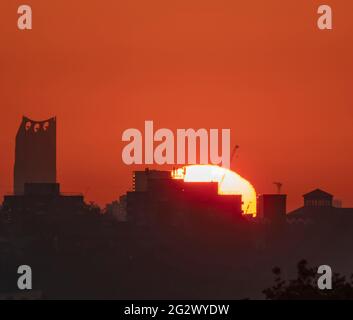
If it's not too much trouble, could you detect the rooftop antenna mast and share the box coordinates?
[220,144,239,185]
[273,182,283,194]
[230,145,240,169]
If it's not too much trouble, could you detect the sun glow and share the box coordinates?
[172,165,256,215]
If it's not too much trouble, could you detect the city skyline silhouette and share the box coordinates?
[1,1,353,210]
[0,111,352,210]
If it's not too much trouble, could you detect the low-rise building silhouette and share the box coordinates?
[3,183,84,216]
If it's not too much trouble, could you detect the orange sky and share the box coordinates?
[0,1,352,210]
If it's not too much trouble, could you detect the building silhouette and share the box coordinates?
[3,116,84,217]
[256,194,287,221]
[3,183,84,216]
[287,188,353,220]
[126,168,243,226]
[133,169,170,192]
[14,116,57,195]
[303,189,333,208]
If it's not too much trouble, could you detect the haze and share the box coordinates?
[0,1,352,210]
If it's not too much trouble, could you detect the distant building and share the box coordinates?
[126,169,243,226]
[3,183,84,216]
[287,188,353,220]
[105,195,127,222]
[133,168,170,192]
[118,194,127,221]
[256,194,287,221]
[303,189,333,208]
[14,116,57,195]
[5,117,84,216]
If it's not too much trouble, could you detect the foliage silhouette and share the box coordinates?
[263,259,353,300]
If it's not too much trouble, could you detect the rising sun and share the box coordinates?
[172,165,257,216]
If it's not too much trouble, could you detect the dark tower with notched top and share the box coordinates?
[14,116,57,195]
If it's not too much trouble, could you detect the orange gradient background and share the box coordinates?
[0,1,352,210]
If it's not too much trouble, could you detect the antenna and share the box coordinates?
[273,182,283,194]
[245,202,251,214]
[230,145,240,166]
[220,144,239,185]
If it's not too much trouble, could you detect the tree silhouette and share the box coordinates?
[263,259,353,300]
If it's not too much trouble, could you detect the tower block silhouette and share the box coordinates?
[14,116,57,194]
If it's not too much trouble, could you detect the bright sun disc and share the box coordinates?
[172,165,256,215]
